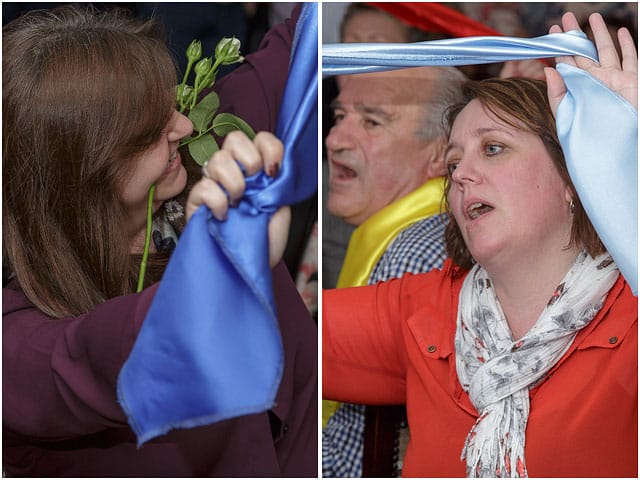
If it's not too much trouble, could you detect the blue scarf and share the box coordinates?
[117,3,318,445]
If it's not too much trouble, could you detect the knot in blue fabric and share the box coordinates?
[242,172,278,215]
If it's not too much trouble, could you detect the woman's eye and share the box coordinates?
[485,143,504,156]
[446,162,458,175]
[333,112,345,124]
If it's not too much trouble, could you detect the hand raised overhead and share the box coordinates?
[544,12,638,114]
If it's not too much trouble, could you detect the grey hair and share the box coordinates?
[414,66,467,141]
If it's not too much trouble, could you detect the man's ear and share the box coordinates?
[423,136,448,178]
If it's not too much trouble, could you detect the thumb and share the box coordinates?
[268,206,291,269]
[544,66,567,117]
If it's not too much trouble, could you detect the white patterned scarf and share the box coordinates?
[455,251,619,477]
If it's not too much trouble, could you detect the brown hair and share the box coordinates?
[3,6,177,317]
[443,77,605,273]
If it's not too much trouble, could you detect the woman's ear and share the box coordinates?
[564,187,574,205]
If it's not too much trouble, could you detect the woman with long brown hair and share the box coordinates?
[3,5,317,476]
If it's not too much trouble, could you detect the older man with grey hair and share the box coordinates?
[323,64,467,477]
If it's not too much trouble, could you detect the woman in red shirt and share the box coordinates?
[324,12,637,477]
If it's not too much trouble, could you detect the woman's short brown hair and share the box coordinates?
[3,6,177,317]
[443,77,605,273]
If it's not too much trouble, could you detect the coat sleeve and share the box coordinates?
[2,284,158,439]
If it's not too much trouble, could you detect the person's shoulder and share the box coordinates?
[371,214,448,281]
[601,275,638,321]
[3,281,160,326]
[366,260,462,337]
[3,281,37,317]
[603,276,638,327]
[396,214,446,248]
[392,258,464,308]
[574,275,637,354]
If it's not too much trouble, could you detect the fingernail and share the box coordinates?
[268,163,280,177]
[201,160,210,178]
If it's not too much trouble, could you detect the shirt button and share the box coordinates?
[427,345,437,353]
[282,424,289,434]
[608,336,619,344]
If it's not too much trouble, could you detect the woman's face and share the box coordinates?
[120,110,193,236]
[445,99,574,269]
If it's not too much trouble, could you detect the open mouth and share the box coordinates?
[161,151,181,177]
[167,151,177,168]
[467,202,494,220]
[332,162,356,180]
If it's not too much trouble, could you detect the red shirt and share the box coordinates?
[323,260,637,477]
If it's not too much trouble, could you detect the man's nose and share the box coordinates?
[325,117,355,152]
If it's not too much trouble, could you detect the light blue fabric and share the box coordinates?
[117,2,318,445]
[322,30,597,75]
[556,62,638,294]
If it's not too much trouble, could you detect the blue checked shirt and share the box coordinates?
[322,213,448,477]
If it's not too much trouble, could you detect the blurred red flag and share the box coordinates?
[369,2,502,38]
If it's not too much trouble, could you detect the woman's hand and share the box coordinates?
[186,130,291,268]
[545,12,638,115]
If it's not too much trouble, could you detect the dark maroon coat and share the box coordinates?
[3,263,317,477]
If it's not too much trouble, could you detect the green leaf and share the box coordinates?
[187,134,219,166]
[188,91,220,133]
[212,113,256,139]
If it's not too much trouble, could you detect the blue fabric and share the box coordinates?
[556,63,638,294]
[322,30,597,75]
[117,3,318,445]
